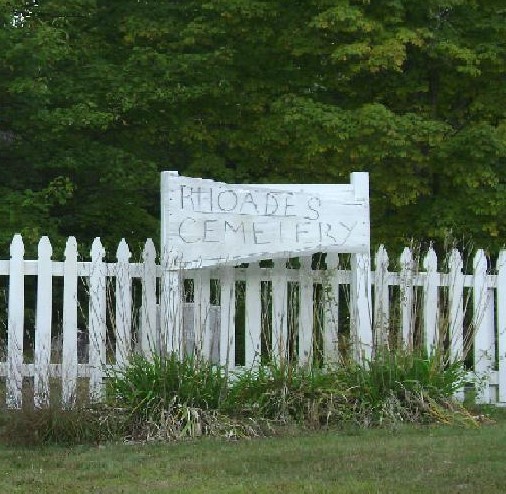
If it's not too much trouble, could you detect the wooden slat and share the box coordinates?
[323,253,339,364]
[34,236,52,408]
[373,245,389,348]
[115,239,132,368]
[160,250,183,357]
[62,237,78,408]
[448,249,464,361]
[399,247,414,350]
[272,258,288,364]
[245,262,262,367]
[298,256,313,365]
[7,235,24,408]
[140,239,158,358]
[423,248,438,355]
[219,267,235,369]
[350,252,372,361]
[497,250,506,403]
[89,238,107,402]
[473,250,494,403]
[193,269,211,361]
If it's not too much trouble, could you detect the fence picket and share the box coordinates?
[323,253,339,363]
[89,238,106,402]
[34,236,53,408]
[448,249,464,361]
[3,234,506,407]
[272,258,289,364]
[350,253,372,361]
[299,256,313,365]
[140,239,157,358]
[473,250,494,403]
[219,267,235,368]
[497,250,506,402]
[423,247,438,355]
[193,269,211,361]
[161,251,183,357]
[245,262,261,367]
[7,235,24,408]
[62,237,78,407]
[447,249,465,401]
[115,239,132,368]
[399,247,414,350]
[374,245,389,348]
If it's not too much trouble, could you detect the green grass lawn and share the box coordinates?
[1,409,505,494]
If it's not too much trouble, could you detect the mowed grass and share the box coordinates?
[1,409,506,494]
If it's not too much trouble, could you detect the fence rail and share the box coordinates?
[0,234,504,408]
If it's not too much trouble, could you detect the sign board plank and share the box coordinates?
[161,172,370,269]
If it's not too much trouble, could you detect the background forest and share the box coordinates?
[1,0,505,257]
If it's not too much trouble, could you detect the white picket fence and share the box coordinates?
[0,234,505,408]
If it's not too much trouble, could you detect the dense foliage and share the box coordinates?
[1,0,505,255]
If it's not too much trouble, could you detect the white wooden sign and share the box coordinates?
[161,171,370,269]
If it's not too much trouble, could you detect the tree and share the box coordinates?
[1,0,505,255]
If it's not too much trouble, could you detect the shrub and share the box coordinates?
[107,353,228,421]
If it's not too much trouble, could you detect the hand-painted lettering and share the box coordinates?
[178,217,200,243]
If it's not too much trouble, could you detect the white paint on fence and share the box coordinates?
[7,234,24,408]
[374,245,389,348]
[323,253,340,363]
[62,237,78,407]
[423,247,439,355]
[219,266,235,369]
[140,238,157,358]
[448,249,465,362]
[89,238,107,402]
[497,251,506,403]
[1,236,506,408]
[473,250,495,403]
[34,236,52,408]
[399,247,414,350]
[115,239,132,369]
[272,258,289,364]
[299,256,313,365]
[350,252,372,361]
[244,262,262,367]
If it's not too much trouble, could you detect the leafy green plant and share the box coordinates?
[107,353,228,421]
[103,347,475,442]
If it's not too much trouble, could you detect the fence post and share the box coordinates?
[115,239,132,368]
[34,236,52,408]
[160,170,183,358]
[423,247,438,355]
[349,172,372,362]
[7,234,24,409]
[140,239,158,358]
[373,245,389,349]
[89,238,106,402]
[473,249,494,403]
[62,236,78,408]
